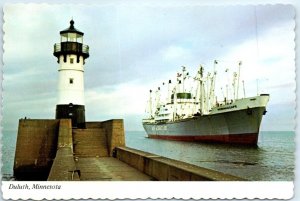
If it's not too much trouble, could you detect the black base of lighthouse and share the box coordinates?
[56,104,86,128]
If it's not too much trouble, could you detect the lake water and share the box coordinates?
[1,130,295,181]
[125,131,295,181]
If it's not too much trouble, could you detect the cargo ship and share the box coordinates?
[142,61,269,145]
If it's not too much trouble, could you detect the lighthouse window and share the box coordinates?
[70,58,74,64]
[69,78,74,84]
[68,33,77,42]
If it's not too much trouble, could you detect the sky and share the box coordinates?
[2,4,295,132]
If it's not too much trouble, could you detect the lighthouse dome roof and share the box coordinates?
[60,19,84,35]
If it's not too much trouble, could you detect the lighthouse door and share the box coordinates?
[55,103,86,128]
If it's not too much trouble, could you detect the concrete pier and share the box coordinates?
[47,119,79,181]
[47,119,153,181]
[74,157,154,181]
[14,118,245,181]
[115,147,243,181]
[14,119,60,180]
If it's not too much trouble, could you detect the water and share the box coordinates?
[1,130,18,181]
[1,130,294,181]
[125,131,295,181]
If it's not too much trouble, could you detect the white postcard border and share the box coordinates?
[1,1,299,200]
[2,181,294,200]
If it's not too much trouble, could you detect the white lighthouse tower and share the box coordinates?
[53,20,89,128]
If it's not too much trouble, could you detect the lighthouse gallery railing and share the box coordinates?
[54,42,89,54]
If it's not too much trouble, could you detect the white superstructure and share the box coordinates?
[57,54,85,105]
[144,61,269,123]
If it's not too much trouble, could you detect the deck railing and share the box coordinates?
[54,42,89,55]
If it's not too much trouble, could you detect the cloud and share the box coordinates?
[161,46,192,62]
[86,82,149,115]
[2,4,295,132]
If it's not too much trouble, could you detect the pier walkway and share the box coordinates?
[75,157,153,181]
[47,119,154,181]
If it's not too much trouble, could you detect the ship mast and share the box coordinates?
[155,87,161,112]
[199,65,204,114]
[208,60,217,109]
[236,61,242,99]
[212,60,217,103]
[173,86,177,121]
[232,72,237,101]
[149,89,153,118]
[225,66,230,103]
[181,66,188,92]
[232,61,242,100]
[206,72,211,111]
[167,80,172,103]
[242,80,246,98]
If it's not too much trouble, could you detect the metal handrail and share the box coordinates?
[54,43,61,52]
[82,44,89,54]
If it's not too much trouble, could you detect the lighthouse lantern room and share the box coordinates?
[53,20,89,128]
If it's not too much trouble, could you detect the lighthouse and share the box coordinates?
[53,20,89,128]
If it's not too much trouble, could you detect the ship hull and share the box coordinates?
[143,107,266,145]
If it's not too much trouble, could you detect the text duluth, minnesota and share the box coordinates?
[9,184,61,190]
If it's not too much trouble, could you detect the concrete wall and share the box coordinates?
[14,119,60,180]
[101,119,125,156]
[116,147,245,181]
[85,122,102,128]
[73,120,125,157]
[48,119,79,181]
[73,128,109,157]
